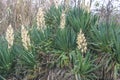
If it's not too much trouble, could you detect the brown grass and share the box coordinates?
[0,0,120,34]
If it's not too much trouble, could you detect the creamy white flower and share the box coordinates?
[36,7,46,31]
[77,29,87,53]
[60,11,66,29]
[6,24,14,49]
[21,25,31,50]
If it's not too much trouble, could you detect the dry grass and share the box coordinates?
[0,0,38,34]
[0,0,55,35]
[0,0,119,35]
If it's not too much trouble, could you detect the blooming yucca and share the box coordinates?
[6,24,14,49]
[36,7,46,30]
[21,25,31,50]
[60,11,66,29]
[77,29,87,53]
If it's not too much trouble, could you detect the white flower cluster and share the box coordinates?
[36,7,46,30]
[21,25,31,50]
[60,11,66,29]
[77,29,87,53]
[5,24,14,49]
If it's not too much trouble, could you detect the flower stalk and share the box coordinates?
[77,29,87,53]
[5,24,14,49]
[60,11,66,29]
[36,7,46,31]
[21,25,31,50]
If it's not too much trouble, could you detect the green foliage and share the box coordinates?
[52,27,76,67]
[71,50,98,80]
[112,26,120,64]
[66,7,98,34]
[54,27,76,52]
[90,22,120,79]
[0,36,14,76]
[18,49,37,68]
[13,28,37,69]
[45,6,63,28]
[57,52,70,67]
[90,22,119,53]
[29,26,52,52]
[1,5,120,80]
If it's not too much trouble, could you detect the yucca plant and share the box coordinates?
[0,36,14,77]
[45,5,63,34]
[90,22,119,53]
[9,29,38,79]
[71,50,98,80]
[66,7,98,34]
[15,49,36,69]
[13,45,37,79]
[13,26,37,70]
[90,22,120,79]
[45,5,63,26]
[29,26,52,52]
[113,34,120,64]
[51,26,76,67]
[54,27,76,52]
[0,24,15,78]
[111,27,120,80]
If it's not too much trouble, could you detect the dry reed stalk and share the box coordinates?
[22,0,32,26]
[54,0,59,9]
[65,0,69,8]
[80,0,90,13]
